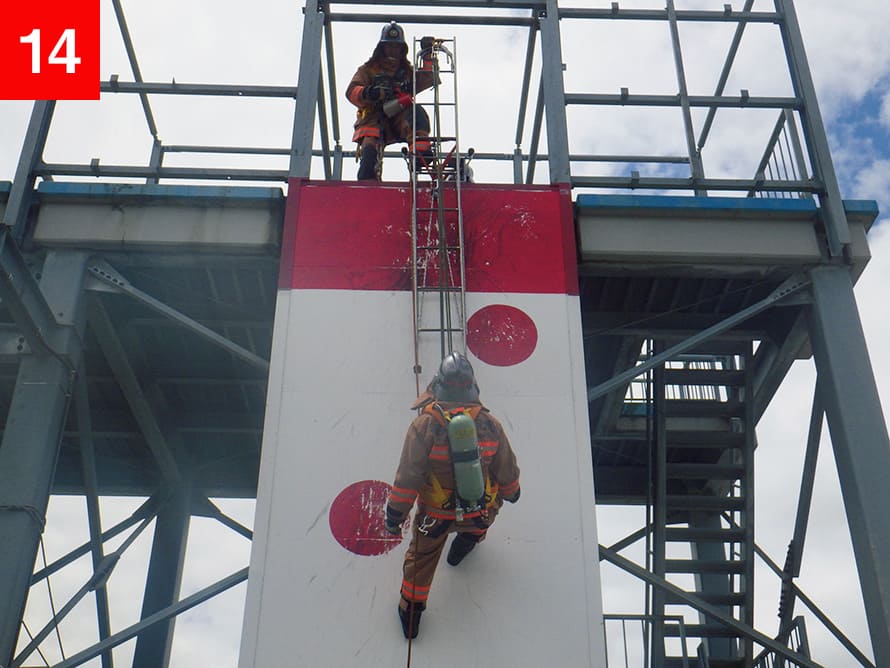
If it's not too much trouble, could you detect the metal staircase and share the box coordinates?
[651,343,756,668]
[409,36,471,381]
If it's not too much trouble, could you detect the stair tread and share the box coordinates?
[662,368,746,386]
[662,400,745,418]
[664,623,746,638]
[666,463,745,479]
[665,558,747,573]
[665,527,746,542]
[665,495,746,511]
[665,591,748,606]
[666,430,746,446]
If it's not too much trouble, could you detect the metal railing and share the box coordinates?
[753,617,811,668]
[604,614,699,668]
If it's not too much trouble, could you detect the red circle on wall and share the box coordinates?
[329,480,404,556]
[467,305,538,366]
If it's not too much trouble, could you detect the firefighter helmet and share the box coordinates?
[431,352,480,403]
[380,21,406,45]
[375,22,408,59]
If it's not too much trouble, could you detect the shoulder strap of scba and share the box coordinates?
[424,403,483,425]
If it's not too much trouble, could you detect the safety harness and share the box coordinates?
[424,403,494,523]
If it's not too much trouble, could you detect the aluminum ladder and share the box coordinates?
[408,36,470,385]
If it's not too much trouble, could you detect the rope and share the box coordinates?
[20,621,52,667]
[39,537,67,662]
[405,522,420,668]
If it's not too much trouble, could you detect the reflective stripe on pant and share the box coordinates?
[399,509,493,606]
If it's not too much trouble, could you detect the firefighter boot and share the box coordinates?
[413,150,435,177]
[357,144,379,181]
[446,534,479,566]
[398,600,425,639]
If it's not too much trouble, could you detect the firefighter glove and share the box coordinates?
[384,505,405,535]
[364,84,386,102]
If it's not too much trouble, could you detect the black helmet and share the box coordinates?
[431,352,480,403]
[380,21,406,45]
[374,22,408,59]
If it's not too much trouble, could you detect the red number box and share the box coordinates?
[1,0,100,100]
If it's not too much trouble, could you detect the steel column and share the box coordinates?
[132,485,191,668]
[289,0,325,177]
[74,373,114,668]
[0,252,88,668]
[774,0,849,256]
[806,265,890,663]
[539,0,571,184]
[665,0,706,193]
[2,101,54,240]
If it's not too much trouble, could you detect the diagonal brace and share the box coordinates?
[600,544,823,668]
[86,259,269,372]
[50,568,248,668]
[587,274,810,402]
[0,228,65,357]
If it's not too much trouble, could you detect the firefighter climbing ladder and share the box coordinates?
[409,37,470,389]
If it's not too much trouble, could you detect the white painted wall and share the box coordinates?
[239,287,606,666]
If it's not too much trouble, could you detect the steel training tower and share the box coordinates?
[0,1,887,667]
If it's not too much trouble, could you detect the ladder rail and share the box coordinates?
[410,36,468,383]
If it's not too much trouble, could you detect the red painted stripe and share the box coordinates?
[282,179,578,295]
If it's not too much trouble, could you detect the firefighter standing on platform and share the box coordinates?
[384,353,521,639]
[346,22,438,180]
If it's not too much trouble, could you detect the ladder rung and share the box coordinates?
[416,286,462,292]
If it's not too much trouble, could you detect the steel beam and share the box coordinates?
[51,569,248,668]
[806,265,890,663]
[588,274,810,402]
[87,261,270,372]
[31,495,162,584]
[87,299,181,483]
[101,80,297,97]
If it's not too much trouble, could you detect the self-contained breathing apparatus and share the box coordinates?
[436,404,486,522]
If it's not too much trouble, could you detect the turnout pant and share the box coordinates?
[399,505,499,609]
